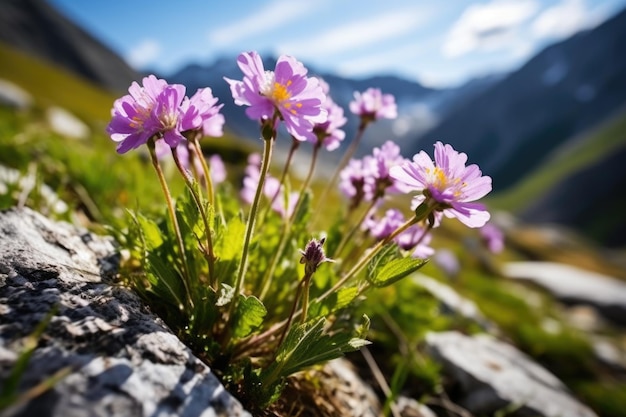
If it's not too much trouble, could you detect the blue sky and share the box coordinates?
[48,0,625,87]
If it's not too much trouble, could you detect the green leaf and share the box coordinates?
[368,256,428,288]
[367,242,400,279]
[262,316,370,387]
[232,294,267,338]
[215,215,245,261]
[292,190,311,225]
[131,211,164,250]
[308,286,359,318]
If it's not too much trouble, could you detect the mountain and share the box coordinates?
[409,7,626,193]
[166,55,500,157]
[0,0,140,93]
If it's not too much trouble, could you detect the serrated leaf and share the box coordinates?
[368,257,428,288]
[232,294,267,338]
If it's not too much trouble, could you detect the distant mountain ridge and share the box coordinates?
[0,0,140,93]
[411,7,626,192]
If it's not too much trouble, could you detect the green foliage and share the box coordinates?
[367,243,428,287]
[231,294,266,339]
[259,316,370,396]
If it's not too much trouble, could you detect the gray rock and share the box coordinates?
[503,261,626,325]
[0,207,250,417]
[425,331,598,417]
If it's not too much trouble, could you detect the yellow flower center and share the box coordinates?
[426,167,467,198]
[270,80,291,102]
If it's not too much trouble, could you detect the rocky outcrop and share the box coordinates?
[0,207,249,417]
[503,261,626,325]
[425,331,598,417]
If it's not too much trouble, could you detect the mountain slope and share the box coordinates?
[0,0,140,93]
[411,7,626,193]
[0,42,116,123]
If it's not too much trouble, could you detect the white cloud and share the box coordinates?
[443,0,539,57]
[277,9,427,59]
[531,0,598,40]
[126,39,161,69]
[207,0,320,46]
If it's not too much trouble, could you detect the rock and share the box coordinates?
[412,274,497,333]
[45,106,90,139]
[425,331,598,417]
[503,261,626,325]
[0,207,249,417]
[0,78,32,109]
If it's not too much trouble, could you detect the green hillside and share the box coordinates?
[488,108,626,212]
[0,42,115,124]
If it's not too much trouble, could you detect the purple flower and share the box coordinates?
[396,223,434,259]
[433,249,460,277]
[339,157,376,209]
[364,208,434,258]
[208,154,227,185]
[299,237,333,275]
[349,88,397,124]
[150,84,188,148]
[107,75,169,153]
[184,88,225,137]
[390,141,492,228]
[311,78,346,151]
[241,154,297,218]
[480,222,504,254]
[224,51,327,141]
[364,208,405,240]
[366,141,407,198]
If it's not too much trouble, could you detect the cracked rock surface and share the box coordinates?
[0,207,249,417]
[426,331,597,417]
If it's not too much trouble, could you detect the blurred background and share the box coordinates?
[1,0,625,415]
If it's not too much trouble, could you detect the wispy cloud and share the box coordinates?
[443,0,539,57]
[531,0,602,40]
[207,0,321,46]
[277,8,428,59]
[126,39,161,69]
[334,37,439,78]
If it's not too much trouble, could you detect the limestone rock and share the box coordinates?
[0,207,249,417]
[425,331,598,417]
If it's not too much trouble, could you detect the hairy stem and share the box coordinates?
[171,148,217,288]
[148,141,194,309]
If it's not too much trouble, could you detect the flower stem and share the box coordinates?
[232,133,274,306]
[190,135,215,207]
[274,278,305,357]
[258,142,320,300]
[333,197,378,258]
[171,148,217,288]
[147,141,194,309]
[290,142,320,222]
[314,122,367,222]
[260,137,299,226]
